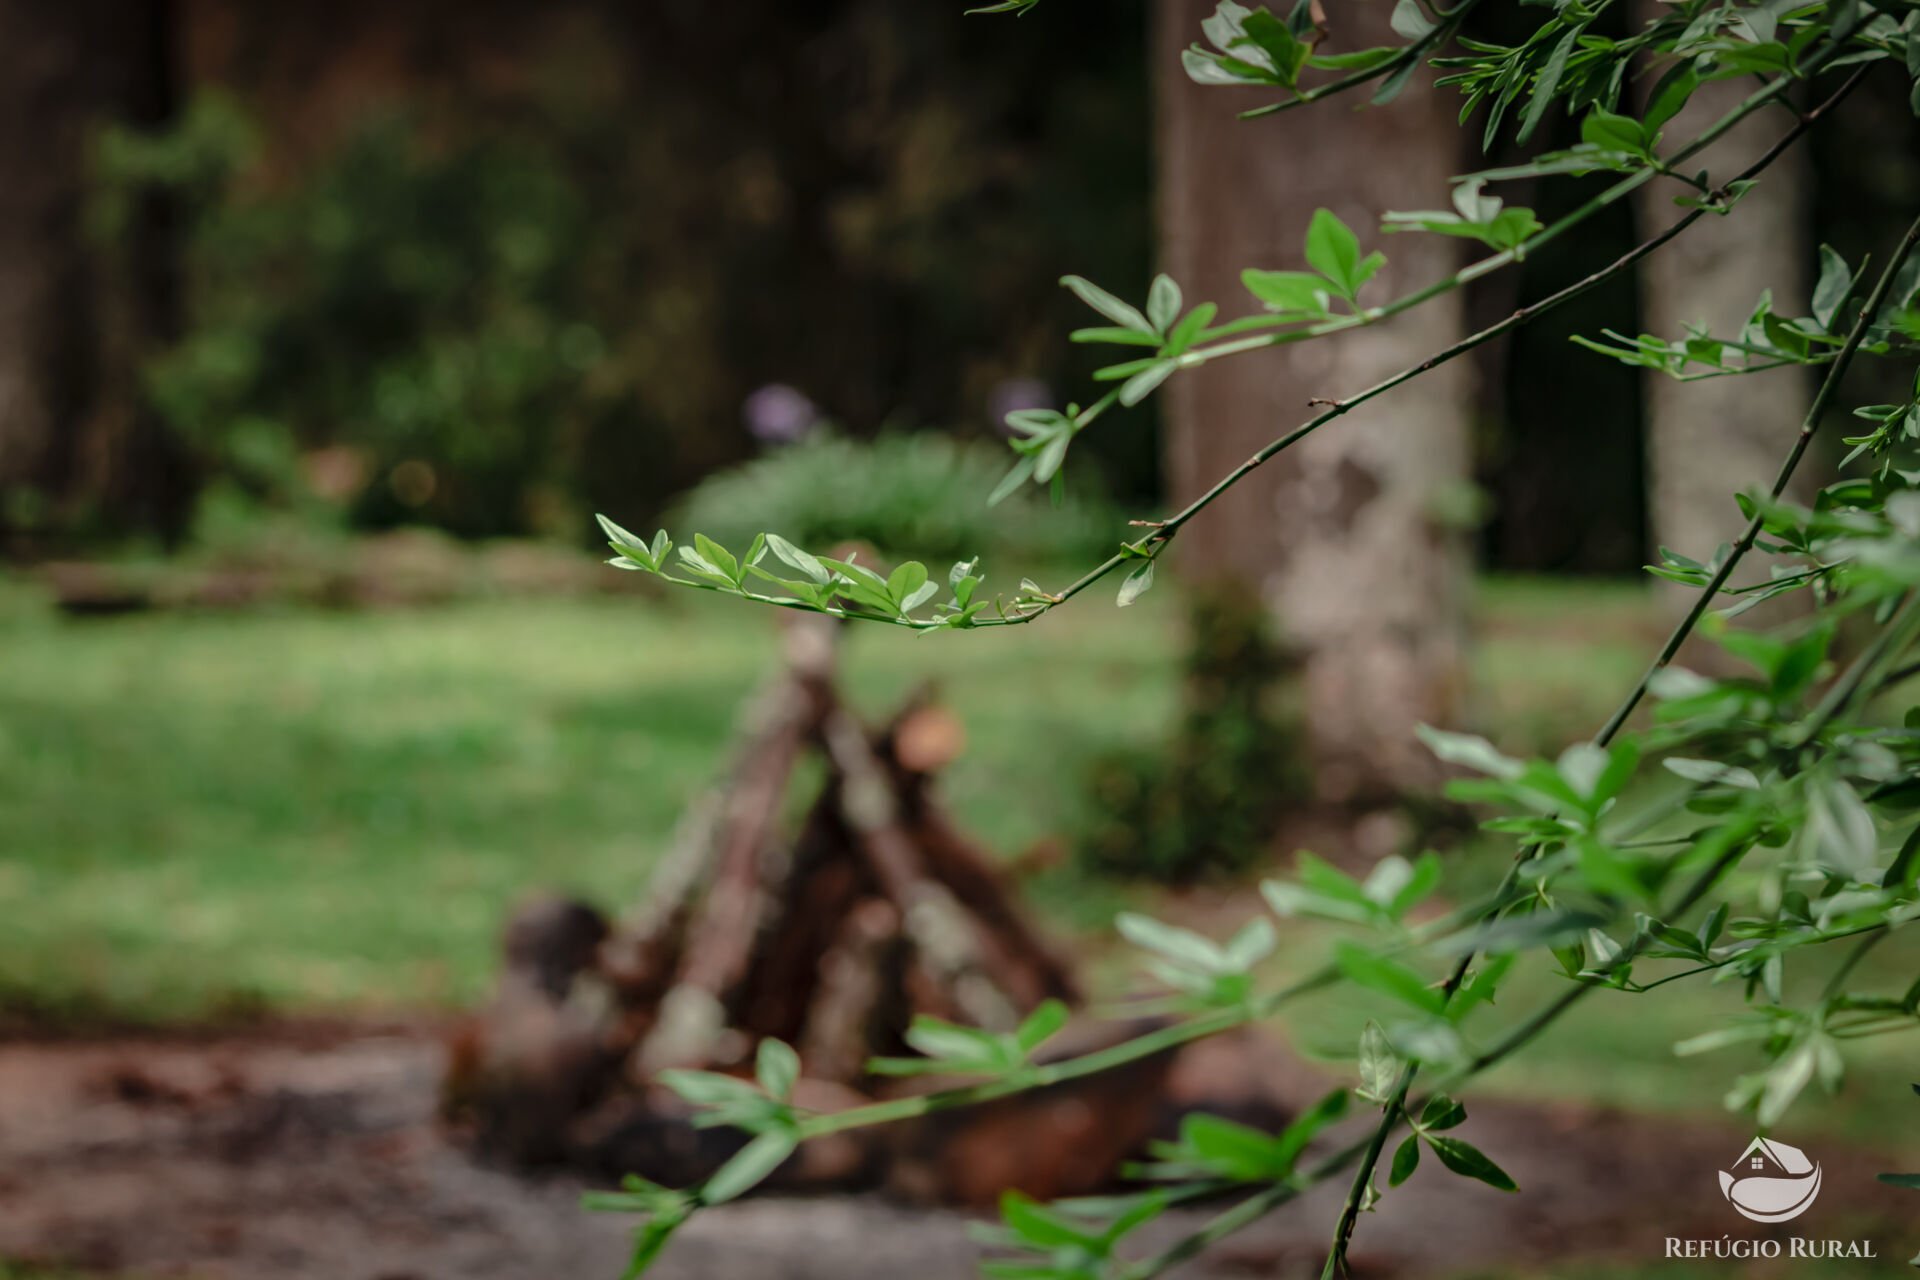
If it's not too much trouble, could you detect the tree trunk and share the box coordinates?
[0,0,190,547]
[0,0,92,521]
[1154,0,1472,807]
[1635,78,1813,601]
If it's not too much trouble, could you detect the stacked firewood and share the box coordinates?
[445,612,1196,1202]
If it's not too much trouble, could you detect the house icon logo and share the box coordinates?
[1720,1137,1822,1222]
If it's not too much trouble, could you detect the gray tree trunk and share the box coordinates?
[1635,80,1813,600]
[1154,0,1472,806]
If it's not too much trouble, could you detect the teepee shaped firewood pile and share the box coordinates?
[447,611,1080,1175]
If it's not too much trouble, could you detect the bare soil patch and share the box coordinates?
[0,1022,1911,1279]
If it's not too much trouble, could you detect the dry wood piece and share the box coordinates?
[450,609,1100,1186]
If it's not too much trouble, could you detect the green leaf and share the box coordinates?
[1117,558,1155,606]
[1426,1136,1518,1191]
[904,1015,1008,1064]
[1389,0,1436,39]
[1223,916,1277,969]
[1357,1021,1402,1101]
[596,514,658,568]
[1307,46,1398,71]
[1146,273,1183,332]
[693,533,740,584]
[658,1069,763,1108]
[1182,1112,1282,1180]
[1663,757,1761,789]
[755,1038,800,1102]
[1240,8,1309,87]
[1117,912,1230,972]
[1813,245,1851,332]
[766,533,829,584]
[1071,325,1165,347]
[1415,724,1524,779]
[703,1128,797,1204]
[1418,1093,1466,1131]
[617,1211,687,1280]
[1061,275,1154,334]
[1119,361,1176,406]
[1000,1191,1105,1250]
[1333,940,1445,1015]
[1756,1041,1817,1127]
[1805,777,1879,876]
[1641,60,1698,135]
[1165,302,1217,353]
[1517,25,1582,144]
[1372,55,1418,104]
[1241,268,1330,314]
[1580,107,1647,156]
[989,455,1037,507]
[1015,999,1070,1054]
[1878,1173,1920,1190]
[1305,208,1365,300]
[1389,1134,1421,1186]
[887,561,930,611]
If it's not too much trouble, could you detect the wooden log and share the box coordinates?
[817,704,1013,1029]
[730,790,874,1048]
[631,614,838,1074]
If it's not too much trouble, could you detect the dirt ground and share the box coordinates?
[0,1021,1913,1280]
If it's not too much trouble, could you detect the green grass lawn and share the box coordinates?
[0,578,1183,1019]
[0,571,1655,1022]
[4,567,1916,1149]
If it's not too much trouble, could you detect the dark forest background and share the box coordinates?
[1,0,1916,572]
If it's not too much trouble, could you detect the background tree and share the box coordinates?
[1155,0,1473,810]
[0,0,190,544]
[1633,70,1814,602]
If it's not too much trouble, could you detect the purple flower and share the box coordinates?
[742,384,819,445]
[988,378,1052,436]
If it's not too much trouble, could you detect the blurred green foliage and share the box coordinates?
[88,0,1154,545]
[101,98,603,538]
[670,430,1123,565]
[1078,587,1308,882]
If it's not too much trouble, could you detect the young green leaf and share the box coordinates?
[755,1038,800,1103]
[1061,275,1154,334]
[1146,273,1183,332]
[1333,940,1446,1015]
[703,1128,797,1204]
[1000,1191,1106,1251]
[766,533,830,584]
[1241,268,1330,314]
[1389,1133,1421,1186]
[1117,559,1155,606]
[1182,1112,1283,1180]
[1117,912,1230,972]
[1389,0,1436,39]
[1014,999,1070,1054]
[1357,1021,1403,1102]
[1425,1135,1517,1191]
[1304,208,1365,300]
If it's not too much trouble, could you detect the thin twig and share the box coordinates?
[1010,62,1874,630]
[1319,87,1896,1279]
[1596,206,1920,745]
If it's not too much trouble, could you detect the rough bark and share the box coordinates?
[1154,0,1472,805]
[1634,75,1814,602]
[0,0,94,517]
[0,0,191,546]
